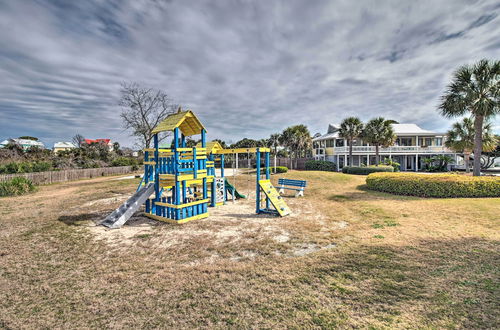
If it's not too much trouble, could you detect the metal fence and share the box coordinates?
[0,166,140,185]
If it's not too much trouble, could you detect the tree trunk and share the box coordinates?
[464,152,470,173]
[472,115,484,176]
[349,139,353,166]
[375,144,380,165]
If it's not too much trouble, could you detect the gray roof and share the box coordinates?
[54,142,76,149]
[313,123,442,141]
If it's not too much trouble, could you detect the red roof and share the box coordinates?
[84,139,111,145]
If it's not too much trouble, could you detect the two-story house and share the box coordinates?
[312,123,458,171]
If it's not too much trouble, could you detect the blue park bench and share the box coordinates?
[278,178,307,197]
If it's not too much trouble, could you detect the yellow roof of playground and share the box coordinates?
[196,141,224,154]
[152,110,206,136]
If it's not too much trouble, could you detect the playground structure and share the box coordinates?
[102,110,290,228]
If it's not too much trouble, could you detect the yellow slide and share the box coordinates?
[258,180,291,216]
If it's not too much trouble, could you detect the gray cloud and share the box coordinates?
[0,0,499,148]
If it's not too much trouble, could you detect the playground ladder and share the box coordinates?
[258,180,291,216]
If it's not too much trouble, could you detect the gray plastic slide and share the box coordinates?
[101,182,155,229]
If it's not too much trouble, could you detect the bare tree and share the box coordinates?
[119,82,177,148]
[72,134,85,148]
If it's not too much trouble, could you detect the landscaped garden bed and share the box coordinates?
[342,165,393,175]
[366,172,500,198]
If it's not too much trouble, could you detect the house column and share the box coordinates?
[415,154,419,172]
[367,155,370,166]
[344,154,347,167]
[336,154,340,172]
[403,155,407,171]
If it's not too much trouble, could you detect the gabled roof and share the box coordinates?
[313,132,339,141]
[152,110,206,136]
[54,142,76,148]
[313,123,441,141]
[391,124,436,135]
[196,141,224,154]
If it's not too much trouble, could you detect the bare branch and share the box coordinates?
[119,82,177,148]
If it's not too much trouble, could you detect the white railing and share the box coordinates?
[330,146,450,153]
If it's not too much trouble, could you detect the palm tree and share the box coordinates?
[362,117,396,165]
[445,117,497,173]
[280,127,295,169]
[439,59,500,176]
[280,125,312,169]
[338,117,363,166]
[268,133,281,172]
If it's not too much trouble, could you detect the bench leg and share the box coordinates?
[279,187,284,195]
[295,189,304,197]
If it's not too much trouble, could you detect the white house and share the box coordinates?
[53,142,77,153]
[312,123,458,171]
[0,138,45,150]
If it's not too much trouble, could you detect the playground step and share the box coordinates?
[258,180,290,217]
[101,182,155,229]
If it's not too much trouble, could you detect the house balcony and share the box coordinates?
[331,145,451,154]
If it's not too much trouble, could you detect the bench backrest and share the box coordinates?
[278,178,307,187]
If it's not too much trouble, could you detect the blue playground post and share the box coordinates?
[154,133,160,215]
[256,148,260,214]
[265,150,270,210]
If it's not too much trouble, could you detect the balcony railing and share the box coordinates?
[329,146,450,153]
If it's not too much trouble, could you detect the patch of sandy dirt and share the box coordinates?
[81,194,129,207]
[82,193,345,262]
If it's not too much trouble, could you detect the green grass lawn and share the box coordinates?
[0,171,498,328]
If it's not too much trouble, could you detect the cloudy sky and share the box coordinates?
[0,0,499,148]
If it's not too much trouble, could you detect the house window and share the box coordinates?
[397,138,412,146]
[406,156,413,169]
[435,138,442,146]
[335,139,344,147]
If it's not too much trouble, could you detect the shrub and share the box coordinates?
[0,177,36,197]
[305,160,337,171]
[0,161,53,174]
[111,157,138,167]
[383,158,400,172]
[31,161,52,172]
[366,172,500,198]
[342,165,393,175]
[272,166,288,174]
[3,162,19,174]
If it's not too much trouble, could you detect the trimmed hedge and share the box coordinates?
[0,177,37,197]
[366,172,500,198]
[305,160,337,171]
[342,165,393,175]
[272,166,288,174]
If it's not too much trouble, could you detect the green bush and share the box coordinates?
[366,172,500,198]
[272,166,288,174]
[111,157,138,167]
[0,177,36,197]
[31,161,52,172]
[305,160,337,171]
[342,165,393,175]
[383,158,400,172]
[0,161,53,174]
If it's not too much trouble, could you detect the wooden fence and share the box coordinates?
[0,166,140,185]
[273,157,310,170]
